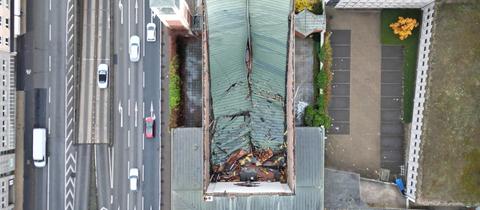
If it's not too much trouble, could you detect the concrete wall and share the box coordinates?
[405,2,435,202]
[327,0,433,8]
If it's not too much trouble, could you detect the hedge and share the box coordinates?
[304,33,332,128]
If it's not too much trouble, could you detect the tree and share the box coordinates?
[389,17,419,40]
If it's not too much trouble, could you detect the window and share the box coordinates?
[5,38,8,46]
[0,17,2,26]
[5,18,8,28]
[0,37,2,45]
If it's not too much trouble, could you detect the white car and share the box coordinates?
[146,23,156,42]
[97,64,108,89]
[129,35,140,62]
[129,168,139,191]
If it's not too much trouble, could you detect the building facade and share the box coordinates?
[0,0,14,209]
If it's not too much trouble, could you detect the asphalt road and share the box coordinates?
[19,0,69,209]
[110,0,162,209]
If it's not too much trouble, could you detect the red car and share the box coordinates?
[144,117,155,139]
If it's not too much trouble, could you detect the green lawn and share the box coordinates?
[381,9,422,123]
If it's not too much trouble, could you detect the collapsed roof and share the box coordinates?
[206,0,291,173]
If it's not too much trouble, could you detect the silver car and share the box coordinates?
[146,23,156,42]
[129,35,140,62]
[97,64,108,89]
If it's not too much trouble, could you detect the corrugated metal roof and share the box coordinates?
[171,127,324,210]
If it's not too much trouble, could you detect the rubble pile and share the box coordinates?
[211,148,287,183]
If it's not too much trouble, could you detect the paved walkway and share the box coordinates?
[294,37,315,125]
[325,9,382,178]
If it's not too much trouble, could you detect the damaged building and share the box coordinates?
[202,0,296,194]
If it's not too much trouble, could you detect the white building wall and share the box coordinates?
[405,2,435,202]
[328,0,433,8]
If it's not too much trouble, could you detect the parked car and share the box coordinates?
[129,35,140,62]
[97,64,108,89]
[146,23,156,42]
[145,117,155,139]
[129,168,139,191]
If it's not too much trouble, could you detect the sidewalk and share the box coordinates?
[14,91,24,210]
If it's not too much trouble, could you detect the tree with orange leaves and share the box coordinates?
[389,17,419,40]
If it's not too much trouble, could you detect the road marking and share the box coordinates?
[48,86,51,103]
[142,135,144,151]
[128,130,131,148]
[49,24,52,41]
[110,147,114,189]
[110,195,113,204]
[135,102,138,127]
[47,156,50,210]
[48,117,51,134]
[127,193,130,210]
[128,67,131,85]
[142,71,145,88]
[94,146,98,188]
[128,0,130,36]
[118,0,124,24]
[135,0,138,24]
[142,101,145,117]
[150,101,154,117]
[48,56,51,72]
[142,0,145,57]
[49,0,51,10]
[142,164,144,181]
[142,196,144,210]
[118,102,123,127]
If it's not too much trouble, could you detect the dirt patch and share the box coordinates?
[417,1,480,205]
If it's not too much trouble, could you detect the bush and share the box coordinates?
[304,105,331,128]
[169,56,181,111]
[304,32,333,129]
[295,0,323,15]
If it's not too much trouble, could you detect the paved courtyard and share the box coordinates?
[326,9,406,179]
[325,9,382,178]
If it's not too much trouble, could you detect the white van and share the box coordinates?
[33,128,47,168]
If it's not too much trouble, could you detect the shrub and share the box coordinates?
[304,32,333,129]
[169,56,181,111]
[295,0,323,15]
[389,16,419,40]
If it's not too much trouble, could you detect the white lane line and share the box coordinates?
[142,164,144,181]
[142,196,144,210]
[111,147,114,189]
[128,130,131,148]
[94,146,98,188]
[135,0,138,24]
[47,156,50,210]
[142,0,145,57]
[128,67,131,85]
[49,0,51,11]
[142,71,145,88]
[127,192,130,210]
[135,102,138,127]
[49,24,52,41]
[48,86,51,103]
[128,0,131,36]
[48,56,51,72]
[142,101,145,118]
[119,0,124,24]
[48,117,51,134]
[111,195,113,204]
[142,135,144,151]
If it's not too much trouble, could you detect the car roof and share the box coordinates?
[130,35,140,42]
[98,64,108,70]
[145,117,154,122]
[147,23,155,27]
